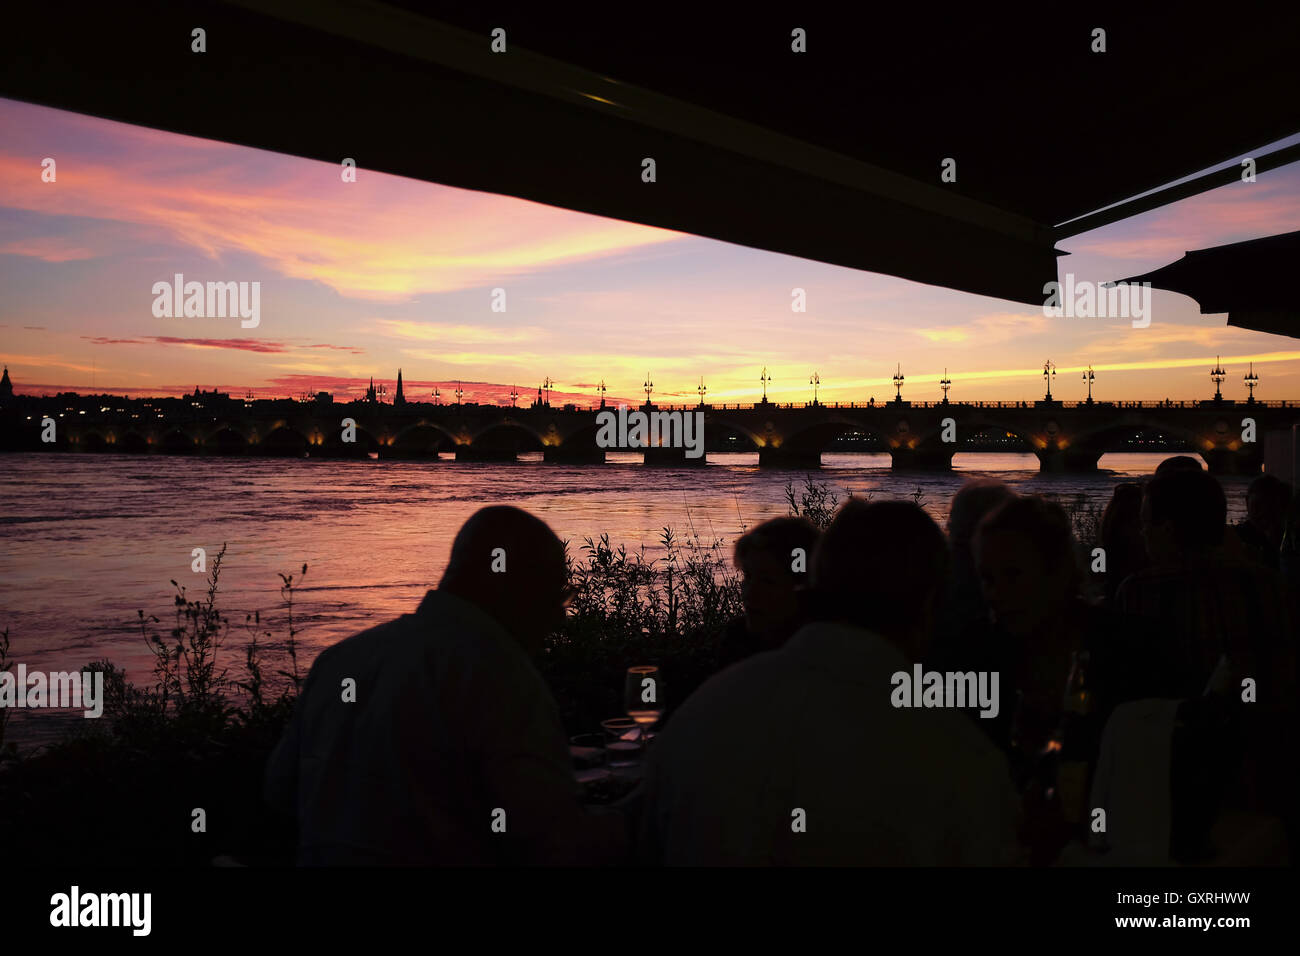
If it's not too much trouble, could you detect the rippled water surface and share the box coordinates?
[0,451,1250,747]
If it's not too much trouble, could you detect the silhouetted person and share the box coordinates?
[934,478,1015,643]
[1154,454,1204,475]
[1099,482,1148,605]
[1118,469,1293,697]
[964,496,1163,864]
[639,500,1019,865]
[966,497,1156,764]
[1236,473,1292,570]
[1118,468,1298,853]
[265,505,626,865]
[714,516,818,671]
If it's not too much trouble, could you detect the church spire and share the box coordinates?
[0,365,13,401]
[394,368,405,406]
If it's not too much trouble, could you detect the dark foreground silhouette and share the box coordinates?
[263,463,1298,866]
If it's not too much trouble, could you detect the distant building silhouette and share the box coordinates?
[190,386,229,404]
[0,366,13,402]
[365,377,377,403]
[394,369,406,407]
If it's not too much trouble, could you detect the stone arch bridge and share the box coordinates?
[20,398,1300,474]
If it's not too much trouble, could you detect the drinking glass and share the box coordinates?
[600,717,641,767]
[625,665,664,746]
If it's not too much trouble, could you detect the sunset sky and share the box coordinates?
[2,97,1300,406]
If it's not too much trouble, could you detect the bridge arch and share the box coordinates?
[948,422,1036,452]
[461,421,545,460]
[1069,416,1196,455]
[776,416,894,454]
[118,431,151,454]
[468,420,546,446]
[257,425,310,457]
[201,421,251,442]
[755,415,896,467]
[75,430,109,452]
[204,424,251,454]
[311,422,380,458]
[702,413,764,450]
[544,418,608,462]
[385,421,456,459]
[393,420,458,444]
[158,428,198,454]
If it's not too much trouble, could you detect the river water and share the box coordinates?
[0,451,1250,748]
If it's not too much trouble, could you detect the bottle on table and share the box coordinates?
[1053,650,1093,826]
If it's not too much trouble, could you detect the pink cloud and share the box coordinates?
[1068,179,1300,263]
[0,235,102,262]
[150,336,289,353]
[0,100,686,301]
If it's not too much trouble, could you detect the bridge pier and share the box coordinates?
[377,446,442,460]
[889,446,954,471]
[544,445,605,464]
[1200,448,1263,476]
[1035,447,1103,473]
[758,447,820,468]
[454,446,517,462]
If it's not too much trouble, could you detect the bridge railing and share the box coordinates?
[568,399,1299,412]
[14,397,1300,418]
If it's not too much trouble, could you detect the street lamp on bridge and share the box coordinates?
[643,373,654,407]
[760,367,771,404]
[509,385,519,407]
[597,379,607,409]
[455,381,464,405]
[1082,365,1095,403]
[376,383,387,403]
[1211,356,1226,402]
[543,376,554,406]
[940,368,951,404]
[1043,360,1056,401]
[1245,362,1259,403]
[697,377,708,406]
[893,364,905,402]
[809,371,821,406]
[433,387,441,405]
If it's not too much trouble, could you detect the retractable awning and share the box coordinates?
[3,3,1298,306]
[1111,230,1300,338]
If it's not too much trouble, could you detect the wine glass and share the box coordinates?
[625,665,663,749]
[599,718,641,768]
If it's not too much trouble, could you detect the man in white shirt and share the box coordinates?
[265,505,626,865]
[639,500,1021,865]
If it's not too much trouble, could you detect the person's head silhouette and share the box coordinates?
[1154,455,1204,475]
[810,499,948,659]
[1141,469,1226,563]
[947,478,1014,565]
[973,496,1078,640]
[734,516,818,646]
[439,506,570,654]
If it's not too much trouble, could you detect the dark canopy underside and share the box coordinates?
[1114,230,1300,337]
[3,2,1298,305]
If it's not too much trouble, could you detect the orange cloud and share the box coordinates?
[914,311,1048,344]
